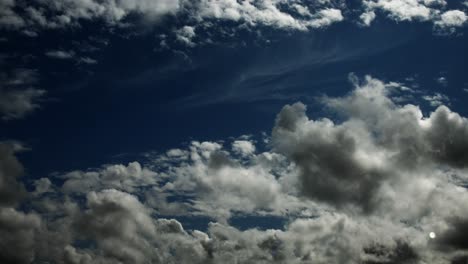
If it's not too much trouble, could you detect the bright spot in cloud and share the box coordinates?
[429,232,436,239]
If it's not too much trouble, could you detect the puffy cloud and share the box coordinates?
[232,140,256,156]
[363,0,434,22]
[0,207,41,264]
[62,161,157,194]
[0,142,42,264]
[175,26,196,46]
[0,0,466,44]
[272,75,468,219]
[361,0,467,32]
[192,1,343,31]
[360,10,376,26]
[435,10,467,28]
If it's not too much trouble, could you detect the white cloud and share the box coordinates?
[363,0,434,21]
[422,92,449,107]
[62,161,157,194]
[360,10,376,26]
[435,10,467,28]
[232,140,256,156]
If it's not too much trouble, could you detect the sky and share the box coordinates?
[1,0,468,263]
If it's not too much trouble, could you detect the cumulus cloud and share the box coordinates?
[435,10,468,28]
[2,75,468,263]
[175,26,196,46]
[0,0,466,45]
[361,0,468,32]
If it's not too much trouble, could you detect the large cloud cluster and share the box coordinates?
[1,75,468,263]
[0,0,466,35]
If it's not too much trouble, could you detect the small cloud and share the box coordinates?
[175,26,196,47]
[0,88,46,120]
[422,92,449,107]
[22,30,38,37]
[45,50,75,59]
[360,11,376,26]
[435,10,467,28]
[79,57,98,64]
[436,76,448,86]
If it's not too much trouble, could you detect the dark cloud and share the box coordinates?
[363,240,419,264]
[437,217,468,250]
[272,102,387,212]
[0,142,26,206]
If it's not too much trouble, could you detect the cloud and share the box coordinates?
[2,75,468,263]
[0,0,466,47]
[0,142,41,264]
[0,0,25,29]
[61,161,157,194]
[45,50,75,59]
[361,0,468,33]
[231,140,256,156]
[436,10,467,28]
[79,56,98,64]
[422,92,449,107]
[360,10,377,26]
[0,88,46,120]
[175,26,196,46]
[0,142,26,206]
[362,0,435,22]
[0,68,46,120]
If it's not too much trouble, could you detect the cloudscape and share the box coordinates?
[1,1,468,263]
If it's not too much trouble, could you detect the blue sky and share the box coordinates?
[1,0,468,263]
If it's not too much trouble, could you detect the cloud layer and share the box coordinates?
[1,0,466,37]
[1,75,468,263]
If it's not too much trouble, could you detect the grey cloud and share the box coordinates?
[272,101,388,212]
[45,50,75,59]
[0,88,46,120]
[0,142,26,206]
[61,161,157,194]
[272,75,468,214]
[0,208,41,264]
[0,0,24,29]
[3,75,468,263]
[0,69,45,120]
[436,217,468,250]
[0,0,466,45]
[363,240,419,264]
[74,189,160,264]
